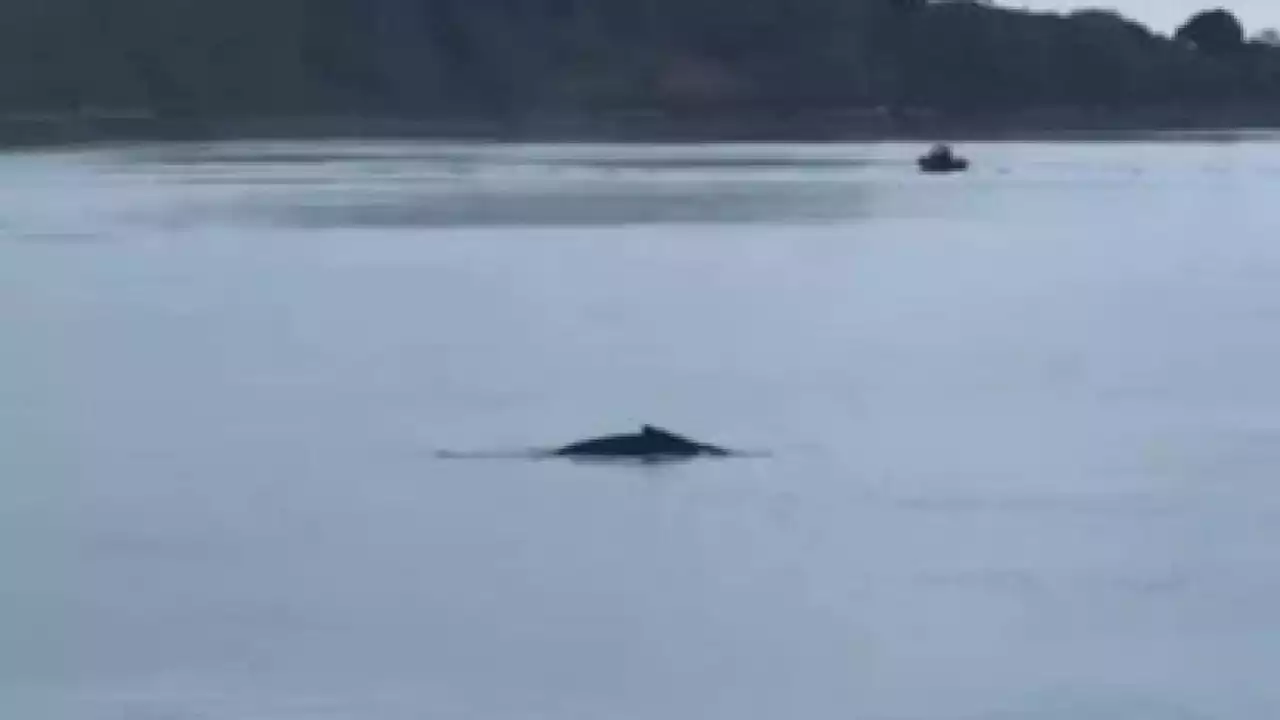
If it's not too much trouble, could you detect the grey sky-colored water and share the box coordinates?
[1026,0,1278,34]
[5,136,1280,720]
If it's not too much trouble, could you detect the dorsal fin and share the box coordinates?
[642,425,686,442]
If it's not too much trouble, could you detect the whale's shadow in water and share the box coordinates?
[435,425,768,465]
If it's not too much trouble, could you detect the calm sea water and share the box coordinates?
[3,137,1280,719]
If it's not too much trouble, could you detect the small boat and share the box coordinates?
[918,143,970,173]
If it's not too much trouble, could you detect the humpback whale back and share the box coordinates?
[437,425,749,462]
[548,424,729,459]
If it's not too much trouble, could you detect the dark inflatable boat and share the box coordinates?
[918,143,970,174]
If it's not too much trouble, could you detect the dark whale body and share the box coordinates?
[550,425,731,460]
[434,425,756,462]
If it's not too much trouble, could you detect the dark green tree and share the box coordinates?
[1176,8,1246,56]
[3,0,1280,129]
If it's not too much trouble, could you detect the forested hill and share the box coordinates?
[2,0,1280,134]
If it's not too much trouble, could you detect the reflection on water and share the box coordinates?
[255,182,874,228]
[110,142,890,228]
[132,145,884,171]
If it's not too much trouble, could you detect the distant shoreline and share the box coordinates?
[6,105,1280,148]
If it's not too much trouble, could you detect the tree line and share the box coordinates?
[1,0,1278,123]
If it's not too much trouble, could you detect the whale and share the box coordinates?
[548,425,731,460]
[434,425,757,462]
